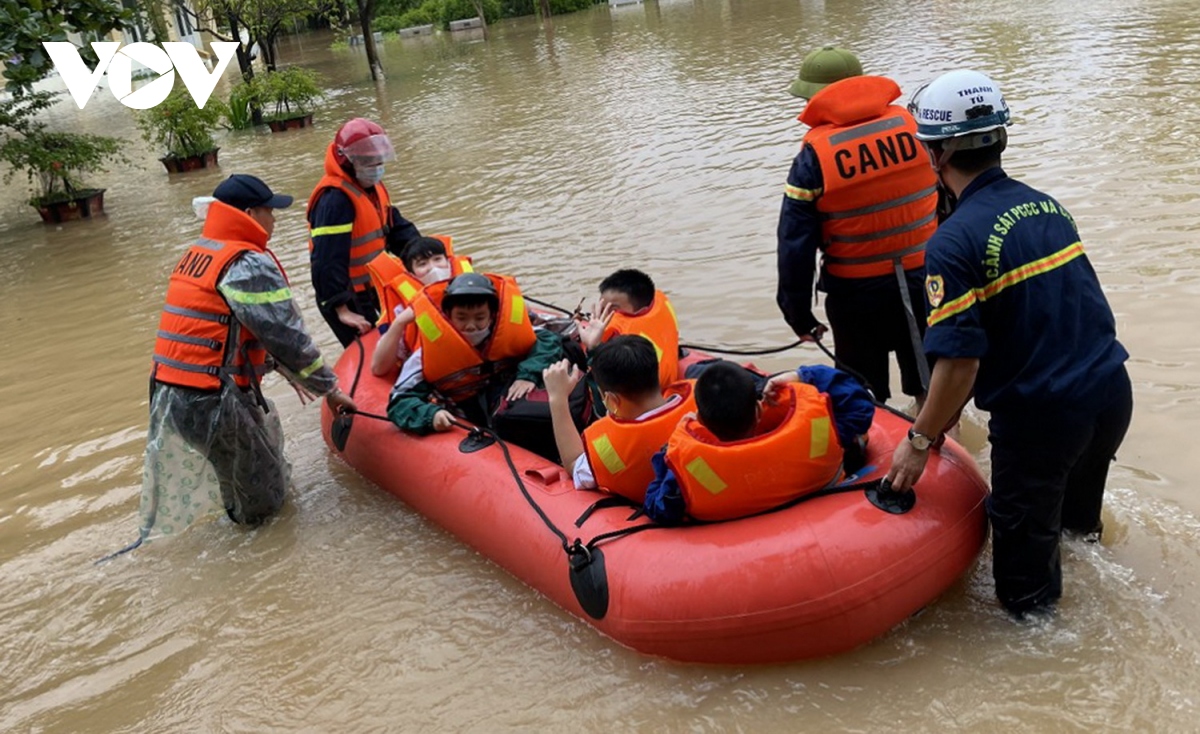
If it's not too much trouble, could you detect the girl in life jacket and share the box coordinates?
[370,236,474,378]
[644,361,873,524]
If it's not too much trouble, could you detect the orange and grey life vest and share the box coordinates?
[665,382,844,521]
[307,144,393,294]
[582,381,696,503]
[410,273,537,403]
[602,290,681,388]
[800,75,938,279]
[151,201,272,391]
[366,234,475,327]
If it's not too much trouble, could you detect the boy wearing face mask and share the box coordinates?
[308,117,424,347]
[369,236,474,377]
[543,335,696,501]
[387,274,564,450]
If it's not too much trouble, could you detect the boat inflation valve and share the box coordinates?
[567,540,609,620]
[867,479,916,515]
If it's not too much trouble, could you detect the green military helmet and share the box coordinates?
[789,46,863,99]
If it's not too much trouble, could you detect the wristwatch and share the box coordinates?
[907,428,935,451]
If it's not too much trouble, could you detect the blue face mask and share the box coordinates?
[356,164,385,188]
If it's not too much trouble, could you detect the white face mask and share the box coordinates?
[356,164,385,188]
[463,327,491,346]
[420,265,452,286]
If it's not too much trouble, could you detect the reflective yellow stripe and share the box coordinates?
[665,298,677,327]
[510,294,526,324]
[311,223,354,237]
[591,434,626,475]
[929,242,1086,327]
[460,260,474,273]
[222,286,292,305]
[685,457,728,495]
[785,183,821,202]
[298,356,324,379]
[809,416,831,458]
[640,332,663,362]
[416,312,442,342]
[398,280,418,300]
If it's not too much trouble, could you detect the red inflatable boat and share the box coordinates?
[321,329,988,664]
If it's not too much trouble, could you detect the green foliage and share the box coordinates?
[440,0,501,24]
[137,88,227,158]
[0,0,133,91]
[0,91,125,204]
[226,83,256,130]
[240,66,326,122]
[374,0,588,29]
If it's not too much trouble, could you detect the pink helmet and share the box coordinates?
[333,118,396,168]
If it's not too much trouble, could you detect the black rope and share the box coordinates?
[94,535,144,565]
[678,339,804,356]
[524,296,574,316]
[448,420,572,553]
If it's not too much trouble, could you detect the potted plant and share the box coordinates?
[137,88,228,173]
[0,91,126,224]
[247,66,325,132]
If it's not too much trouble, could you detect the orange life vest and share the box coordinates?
[801,76,938,279]
[582,381,697,503]
[602,290,681,388]
[666,382,844,521]
[151,201,273,391]
[307,144,394,294]
[366,234,475,327]
[410,274,537,402]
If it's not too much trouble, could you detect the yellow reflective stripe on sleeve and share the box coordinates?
[809,416,831,458]
[297,356,324,379]
[223,286,293,305]
[785,183,822,202]
[510,294,526,324]
[310,223,354,237]
[685,457,728,496]
[398,281,418,300]
[416,312,442,342]
[460,259,474,273]
[929,241,1086,327]
[591,434,627,475]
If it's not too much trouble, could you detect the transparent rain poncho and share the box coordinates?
[137,248,337,540]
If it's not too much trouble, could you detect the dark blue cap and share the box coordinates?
[212,174,294,210]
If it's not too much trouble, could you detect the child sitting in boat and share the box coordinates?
[370,236,464,377]
[387,273,564,457]
[579,269,681,389]
[643,361,873,524]
[543,334,695,502]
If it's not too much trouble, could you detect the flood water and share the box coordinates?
[2,0,1200,730]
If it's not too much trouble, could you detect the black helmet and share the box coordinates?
[442,273,499,312]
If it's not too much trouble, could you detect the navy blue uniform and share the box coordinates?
[776,145,927,401]
[924,167,1132,614]
[308,188,420,346]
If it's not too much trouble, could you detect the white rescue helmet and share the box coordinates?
[910,70,1011,149]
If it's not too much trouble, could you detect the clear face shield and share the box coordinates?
[340,134,396,186]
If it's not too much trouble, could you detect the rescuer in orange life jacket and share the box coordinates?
[386,272,566,459]
[308,117,424,347]
[643,360,874,524]
[776,47,938,407]
[142,174,357,535]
